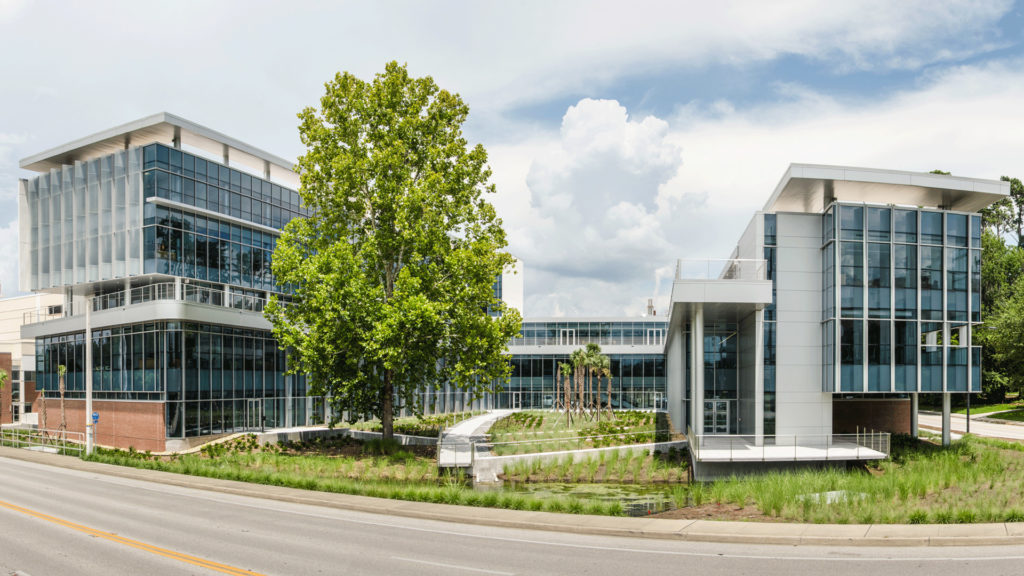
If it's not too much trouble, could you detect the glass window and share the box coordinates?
[894,321,917,392]
[947,247,968,322]
[894,244,917,319]
[971,249,981,323]
[822,205,834,244]
[763,213,776,246]
[867,320,890,392]
[921,211,943,244]
[840,242,863,318]
[920,246,943,320]
[946,213,968,247]
[867,207,890,242]
[893,209,917,243]
[970,215,982,249]
[840,319,863,392]
[867,243,890,318]
[840,205,863,240]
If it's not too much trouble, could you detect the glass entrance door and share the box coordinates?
[703,400,730,434]
[511,392,522,410]
[246,398,264,431]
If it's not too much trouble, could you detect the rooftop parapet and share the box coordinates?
[764,164,1009,214]
[20,112,299,189]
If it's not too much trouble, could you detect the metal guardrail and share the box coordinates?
[675,258,766,281]
[0,428,85,457]
[688,428,890,462]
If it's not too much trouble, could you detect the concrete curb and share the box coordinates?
[3,445,1023,547]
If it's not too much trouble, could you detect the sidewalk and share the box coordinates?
[437,409,512,468]
[2,445,1022,547]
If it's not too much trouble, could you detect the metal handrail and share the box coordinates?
[23,282,271,325]
[0,428,85,456]
[688,431,890,462]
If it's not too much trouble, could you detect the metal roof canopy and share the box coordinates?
[20,112,299,189]
[764,164,1009,214]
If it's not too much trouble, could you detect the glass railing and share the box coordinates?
[675,258,766,281]
[24,282,269,324]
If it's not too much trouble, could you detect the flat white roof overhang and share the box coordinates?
[20,112,299,189]
[667,279,773,326]
[764,164,1009,214]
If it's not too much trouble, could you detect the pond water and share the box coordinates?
[488,481,680,517]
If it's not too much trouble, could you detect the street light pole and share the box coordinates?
[85,297,93,456]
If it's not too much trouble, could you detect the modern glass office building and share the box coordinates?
[19,114,317,451]
[17,116,1009,460]
[665,165,1007,480]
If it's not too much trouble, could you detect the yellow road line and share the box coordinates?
[0,498,267,576]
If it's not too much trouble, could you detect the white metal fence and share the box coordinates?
[0,428,85,456]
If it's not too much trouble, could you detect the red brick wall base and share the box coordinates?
[833,398,911,435]
[33,397,165,453]
[0,353,11,426]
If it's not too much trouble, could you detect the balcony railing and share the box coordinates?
[675,258,766,281]
[24,282,269,325]
[687,426,890,462]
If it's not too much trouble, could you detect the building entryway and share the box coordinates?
[703,399,730,434]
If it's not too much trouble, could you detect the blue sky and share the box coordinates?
[1,0,1023,315]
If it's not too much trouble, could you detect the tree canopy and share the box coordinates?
[266,62,521,439]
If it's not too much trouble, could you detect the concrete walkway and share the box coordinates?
[2,445,1022,547]
[437,410,513,468]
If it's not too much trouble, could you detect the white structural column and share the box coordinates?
[941,392,951,447]
[754,307,765,445]
[910,392,918,438]
[85,301,94,455]
[692,304,704,436]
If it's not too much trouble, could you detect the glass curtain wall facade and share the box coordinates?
[763,214,777,435]
[21,148,144,290]
[822,203,982,394]
[511,321,667,347]
[502,354,666,410]
[28,142,320,440]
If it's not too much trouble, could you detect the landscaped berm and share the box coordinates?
[69,410,1024,523]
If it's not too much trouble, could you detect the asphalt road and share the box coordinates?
[2,456,1024,576]
[918,411,1024,440]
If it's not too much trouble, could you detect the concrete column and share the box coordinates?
[224,285,231,307]
[941,392,951,447]
[754,307,764,446]
[693,304,705,436]
[173,276,181,301]
[910,393,918,438]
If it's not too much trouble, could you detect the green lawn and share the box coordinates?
[989,409,1024,423]
[348,411,481,437]
[674,435,1024,524]
[487,410,670,455]
[84,434,626,516]
[954,401,1024,415]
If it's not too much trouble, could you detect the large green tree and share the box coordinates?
[266,62,521,440]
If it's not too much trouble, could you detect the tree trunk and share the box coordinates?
[576,369,583,417]
[382,369,394,441]
[607,375,613,417]
[59,374,67,431]
[564,373,571,426]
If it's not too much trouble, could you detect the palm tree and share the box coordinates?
[584,343,602,416]
[57,365,67,432]
[570,348,587,418]
[558,362,573,426]
[0,368,7,427]
[603,357,615,418]
[594,354,611,422]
